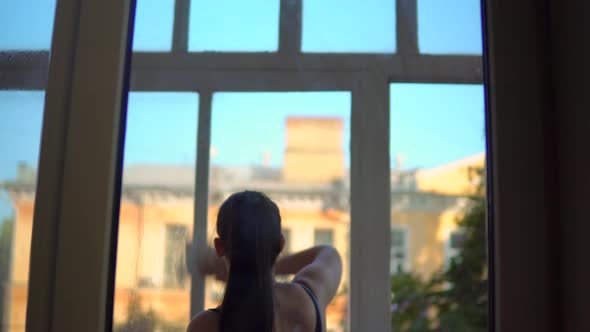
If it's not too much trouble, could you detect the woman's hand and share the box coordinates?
[197,247,228,282]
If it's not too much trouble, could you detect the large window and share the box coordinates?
[113,92,198,331]
[207,91,351,331]
[1,0,488,331]
[389,83,486,331]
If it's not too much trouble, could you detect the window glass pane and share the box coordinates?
[189,0,280,52]
[113,92,198,331]
[132,0,174,51]
[418,0,483,54]
[0,91,46,332]
[0,3,56,330]
[0,0,57,50]
[389,83,487,331]
[208,91,351,331]
[302,0,396,53]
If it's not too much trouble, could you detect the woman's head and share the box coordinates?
[214,191,283,332]
[214,190,283,266]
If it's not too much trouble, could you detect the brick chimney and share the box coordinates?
[283,117,344,184]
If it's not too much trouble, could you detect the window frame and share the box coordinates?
[0,0,500,331]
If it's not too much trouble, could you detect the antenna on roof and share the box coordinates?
[394,155,405,170]
[262,151,271,166]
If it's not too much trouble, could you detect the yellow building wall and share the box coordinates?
[113,198,194,325]
[416,153,485,195]
[5,197,34,332]
[392,208,464,278]
[284,118,345,184]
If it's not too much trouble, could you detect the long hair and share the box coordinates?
[216,191,282,332]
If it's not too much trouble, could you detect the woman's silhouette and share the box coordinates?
[187,191,342,332]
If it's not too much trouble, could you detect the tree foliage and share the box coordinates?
[391,167,488,332]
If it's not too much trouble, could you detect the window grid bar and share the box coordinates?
[191,90,212,317]
[396,0,419,55]
[279,0,302,54]
[172,0,190,53]
[350,72,391,331]
[0,56,483,90]
[0,52,482,75]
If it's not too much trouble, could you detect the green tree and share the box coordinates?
[391,166,488,332]
[435,167,487,332]
[390,272,434,331]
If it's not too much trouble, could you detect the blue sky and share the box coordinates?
[0,0,484,216]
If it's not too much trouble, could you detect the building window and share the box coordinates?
[314,228,334,246]
[390,227,409,274]
[282,228,292,255]
[446,231,466,266]
[164,224,188,289]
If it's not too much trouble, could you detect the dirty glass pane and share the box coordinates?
[0,91,47,332]
[112,92,198,331]
[418,0,483,54]
[189,0,280,52]
[0,1,57,330]
[389,83,487,331]
[208,91,351,332]
[302,0,396,53]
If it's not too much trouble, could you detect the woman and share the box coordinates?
[187,191,343,332]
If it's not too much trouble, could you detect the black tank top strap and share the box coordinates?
[294,280,323,332]
[208,307,220,314]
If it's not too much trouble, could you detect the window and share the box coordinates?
[2,0,489,330]
[164,224,189,288]
[417,0,483,54]
[314,229,335,247]
[390,227,409,274]
[207,91,351,331]
[112,92,198,330]
[0,1,57,329]
[282,228,292,255]
[446,231,466,266]
[302,0,396,53]
[0,0,57,50]
[189,0,280,52]
[389,83,486,331]
[132,0,175,51]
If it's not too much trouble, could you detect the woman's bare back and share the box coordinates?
[187,282,320,332]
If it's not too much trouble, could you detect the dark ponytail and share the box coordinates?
[216,191,282,332]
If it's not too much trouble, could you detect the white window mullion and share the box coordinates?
[350,72,391,331]
[190,90,212,317]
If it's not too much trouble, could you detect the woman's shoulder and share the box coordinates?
[187,309,219,332]
[274,282,318,327]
